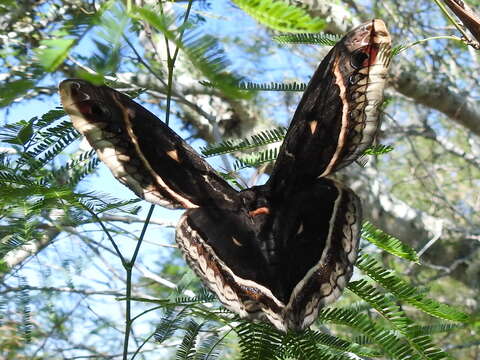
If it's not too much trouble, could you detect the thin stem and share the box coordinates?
[171,0,194,65]
[160,0,194,126]
[131,305,165,323]
[165,60,174,127]
[130,332,156,360]
[122,204,155,359]
[205,328,233,359]
[396,35,464,55]
[122,266,134,360]
[131,204,155,265]
[84,207,126,265]
[432,0,472,41]
[123,35,167,87]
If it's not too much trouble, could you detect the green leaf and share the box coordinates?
[273,32,340,45]
[154,308,187,344]
[233,147,279,171]
[356,254,470,323]
[200,80,307,92]
[363,144,394,156]
[235,81,306,92]
[286,329,381,358]
[16,122,34,145]
[362,222,420,262]
[347,279,414,334]
[132,6,176,36]
[0,260,9,274]
[232,0,326,33]
[132,7,249,100]
[1,120,33,145]
[176,320,202,360]
[36,37,76,72]
[0,79,35,107]
[236,321,283,360]
[319,307,419,359]
[201,127,287,157]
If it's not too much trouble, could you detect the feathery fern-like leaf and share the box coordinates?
[273,32,340,45]
[37,149,100,186]
[174,291,218,306]
[347,279,413,334]
[391,44,408,57]
[193,330,224,360]
[408,323,464,337]
[318,307,420,359]
[176,319,203,360]
[200,81,306,92]
[361,222,420,262]
[233,147,279,171]
[217,171,246,190]
[76,192,141,215]
[347,279,451,358]
[285,329,381,359]
[356,254,470,322]
[201,127,286,157]
[154,308,188,344]
[363,144,394,156]
[17,277,32,343]
[238,81,306,91]
[236,321,283,360]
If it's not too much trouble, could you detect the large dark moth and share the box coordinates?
[60,19,391,331]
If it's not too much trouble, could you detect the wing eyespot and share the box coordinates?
[350,50,369,69]
[90,103,111,120]
[70,82,81,96]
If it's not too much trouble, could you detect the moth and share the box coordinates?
[59,19,391,331]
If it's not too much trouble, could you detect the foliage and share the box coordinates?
[273,32,341,45]
[0,0,477,358]
[231,0,325,33]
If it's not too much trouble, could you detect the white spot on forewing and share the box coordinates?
[116,154,130,162]
[166,150,180,162]
[296,223,304,235]
[232,237,243,247]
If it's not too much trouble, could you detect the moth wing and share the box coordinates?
[176,178,361,331]
[59,79,239,210]
[268,19,391,192]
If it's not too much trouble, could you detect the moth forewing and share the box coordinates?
[59,79,239,210]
